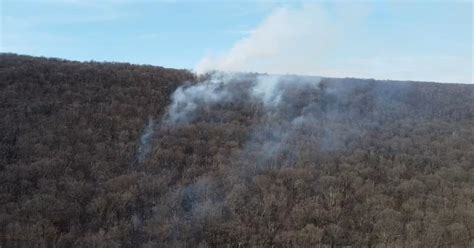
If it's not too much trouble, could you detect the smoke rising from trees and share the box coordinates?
[194,4,372,77]
[2,54,473,247]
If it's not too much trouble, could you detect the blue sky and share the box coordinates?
[1,0,472,83]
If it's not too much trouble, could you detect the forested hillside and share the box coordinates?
[1,54,473,247]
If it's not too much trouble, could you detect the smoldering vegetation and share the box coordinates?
[1,54,474,247]
[135,118,156,164]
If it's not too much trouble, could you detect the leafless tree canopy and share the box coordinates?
[1,54,473,247]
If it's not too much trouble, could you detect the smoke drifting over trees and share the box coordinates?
[1,54,474,247]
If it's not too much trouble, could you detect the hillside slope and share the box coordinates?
[1,54,473,247]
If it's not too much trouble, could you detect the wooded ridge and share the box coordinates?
[1,54,473,247]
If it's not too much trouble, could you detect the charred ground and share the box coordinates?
[1,54,473,247]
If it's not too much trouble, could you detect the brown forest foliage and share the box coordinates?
[1,54,473,247]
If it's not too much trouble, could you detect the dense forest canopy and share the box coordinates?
[1,54,473,247]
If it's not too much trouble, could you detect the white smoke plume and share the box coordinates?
[161,72,303,125]
[136,117,155,164]
[136,3,366,164]
[195,4,339,75]
[164,80,230,124]
[252,75,283,108]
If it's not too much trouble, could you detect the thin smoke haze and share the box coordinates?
[1,1,473,246]
[195,3,472,83]
[195,4,357,76]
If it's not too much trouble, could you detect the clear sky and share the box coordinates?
[1,0,472,83]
